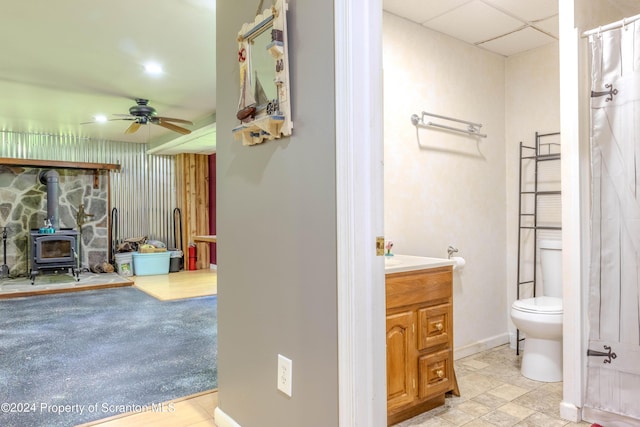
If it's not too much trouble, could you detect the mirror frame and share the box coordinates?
[233,0,292,146]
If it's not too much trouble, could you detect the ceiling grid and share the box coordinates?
[382,0,559,57]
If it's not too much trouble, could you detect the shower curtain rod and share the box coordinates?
[582,12,640,37]
[411,111,487,138]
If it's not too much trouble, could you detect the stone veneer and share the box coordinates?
[0,165,109,277]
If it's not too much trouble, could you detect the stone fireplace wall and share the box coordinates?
[0,165,108,277]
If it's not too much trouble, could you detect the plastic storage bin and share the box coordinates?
[114,252,134,276]
[132,251,171,276]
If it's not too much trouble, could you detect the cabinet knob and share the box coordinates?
[435,369,444,379]
[434,322,444,331]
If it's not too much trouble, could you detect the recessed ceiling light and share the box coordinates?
[144,62,163,75]
[94,115,108,123]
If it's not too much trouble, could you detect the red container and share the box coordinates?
[188,244,197,270]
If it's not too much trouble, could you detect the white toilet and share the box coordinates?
[511,239,563,382]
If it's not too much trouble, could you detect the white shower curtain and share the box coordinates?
[585,18,640,425]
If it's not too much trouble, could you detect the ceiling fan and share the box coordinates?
[110,98,193,135]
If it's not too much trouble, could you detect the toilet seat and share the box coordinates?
[512,296,562,314]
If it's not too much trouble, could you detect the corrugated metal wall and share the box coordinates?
[0,131,177,247]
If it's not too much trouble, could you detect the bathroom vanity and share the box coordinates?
[385,255,458,425]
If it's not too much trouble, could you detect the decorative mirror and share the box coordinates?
[233,0,292,146]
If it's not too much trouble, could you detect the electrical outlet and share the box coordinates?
[277,354,292,397]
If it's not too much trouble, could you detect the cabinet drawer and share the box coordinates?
[386,268,452,310]
[417,303,451,350]
[418,349,453,400]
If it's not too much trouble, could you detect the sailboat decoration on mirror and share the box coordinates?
[233,0,292,146]
[236,66,257,122]
[254,71,271,111]
[236,71,271,122]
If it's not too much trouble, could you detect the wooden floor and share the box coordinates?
[0,272,134,299]
[81,268,219,427]
[133,268,217,300]
[79,391,218,427]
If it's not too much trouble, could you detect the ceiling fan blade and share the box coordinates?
[154,120,192,135]
[80,117,135,125]
[113,113,136,119]
[124,122,142,134]
[154,116,194,125]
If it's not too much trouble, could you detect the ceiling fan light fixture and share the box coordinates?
[94,115,108,123]
[143,62,163,75]
[88,99,192,135]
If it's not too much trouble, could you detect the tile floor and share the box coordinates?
[393,344,591,427]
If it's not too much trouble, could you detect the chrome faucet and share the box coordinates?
[447,245,458,259]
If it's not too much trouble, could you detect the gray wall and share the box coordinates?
[216,1,338,426]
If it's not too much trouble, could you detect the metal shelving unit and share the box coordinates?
[515,131,561,355]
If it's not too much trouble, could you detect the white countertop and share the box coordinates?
[384,254,454,274]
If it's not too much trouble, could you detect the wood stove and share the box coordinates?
[29,229,80,285]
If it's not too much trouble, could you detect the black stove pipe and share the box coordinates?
[38,169,60,230]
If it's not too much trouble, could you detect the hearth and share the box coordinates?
[29,229,80,285]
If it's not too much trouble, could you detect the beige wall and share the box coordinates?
[383,12,508,356]
[575,0,634,29]
[383,13,564,355]
[505,42,561,338]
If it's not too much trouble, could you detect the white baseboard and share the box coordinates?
[210,263,217,270]
[508,331,520,349]
[214,407,242,427]
[454,333,510,360]
[583,407,640,427]
[559,400,581,422]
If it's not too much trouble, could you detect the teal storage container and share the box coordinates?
[132,251,171,276]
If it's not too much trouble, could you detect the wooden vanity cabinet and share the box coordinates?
[386,266,458,425]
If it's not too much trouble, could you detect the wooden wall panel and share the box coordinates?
[175,153,210,269]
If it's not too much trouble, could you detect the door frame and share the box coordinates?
[335,0,386,425]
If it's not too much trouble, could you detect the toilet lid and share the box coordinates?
[513,296,563,314]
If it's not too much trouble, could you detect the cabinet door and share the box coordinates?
[418,349,453,400]
[387,310,416,410]
[417,303,451,350]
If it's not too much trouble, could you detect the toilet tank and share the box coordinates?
[539,239,562,298]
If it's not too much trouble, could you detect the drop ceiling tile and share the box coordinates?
[483,0,558,22]
[479,26,556,56]
[382,0,470,24]
[423,0,524,44]
[534,15,559,38]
